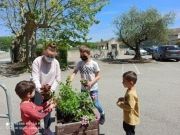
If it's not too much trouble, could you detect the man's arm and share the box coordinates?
[32,59,42,93]
[51,61,61,91]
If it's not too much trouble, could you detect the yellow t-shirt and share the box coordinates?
[117,87,140,125]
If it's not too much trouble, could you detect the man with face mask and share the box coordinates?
[31,43,61,135]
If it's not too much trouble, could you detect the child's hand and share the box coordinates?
[40,90,53,100]
[118,97,124,102]
[80,80,88,86]
[44,103,56,112]
[44,84,51,92]
[46,98,53,105]
[116,97,124,106]
[49,103,57,109]
[40,84,51,92]
[40,85,45,92]
[80,80,91,90]
[87,81,93,89]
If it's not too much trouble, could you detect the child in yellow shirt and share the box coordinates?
[117,71,140,135]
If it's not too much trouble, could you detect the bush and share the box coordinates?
[35,47,43,56]
[58,45,68,70]
[55,78,95,123]
[35,43,69,70]
[0,36,13,51]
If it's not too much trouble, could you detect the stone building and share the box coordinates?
[96,38,124,59]
[168,28,180,44]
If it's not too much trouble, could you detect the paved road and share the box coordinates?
[0,51,180,135]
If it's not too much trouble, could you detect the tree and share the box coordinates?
[114,7,175,60]
[0,0,108,66]
[176,40,180,45]
[0,36,13,51]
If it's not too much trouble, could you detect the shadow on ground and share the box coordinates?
[0,63,27,77]
[155,59,179,62]
[100,58,154,64]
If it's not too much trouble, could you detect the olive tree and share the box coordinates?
[114,7,175,60]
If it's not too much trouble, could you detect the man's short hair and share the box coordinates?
[79,45,91,55]
[45,43,57,52]
[15,81,35,99]
[123,71,137,84]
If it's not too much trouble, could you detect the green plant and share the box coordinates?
[55,78,95,123]
[58,45,68,70]
[80,79,88,86]
[0,36,13,51]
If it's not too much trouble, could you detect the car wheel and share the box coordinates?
[176,59,179,62]
[154,56,158,61]
[94,54,99,59]
[159,55,164,61]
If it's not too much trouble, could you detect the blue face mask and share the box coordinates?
[44,56,54,63]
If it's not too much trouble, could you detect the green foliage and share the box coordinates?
[35,47,43,56]
[115,7,175,46]
[176,40,180,45]
[0,0,108,65]
[78,42,98,49]
[69,41,98,50]
[57,44,68,70]
[56,78,95,123]
[0,36,13,51]
[114,7,175,59]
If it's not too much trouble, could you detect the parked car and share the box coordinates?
[143,47,157,55]
[152,45,180,61]
[125,48,147,55]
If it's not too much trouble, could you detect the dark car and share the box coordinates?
[152,45,180,61]
[143,47,157,55]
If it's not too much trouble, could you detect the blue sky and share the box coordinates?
[1,0,180,42]
[88,0,180,41]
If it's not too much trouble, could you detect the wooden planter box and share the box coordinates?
[55,120,99,135]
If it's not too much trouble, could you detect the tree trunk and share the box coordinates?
[133,44,142,60]
[11,35,24,63]
[30,32,37,62]
[25,37,30,68]
[11,41,20,63]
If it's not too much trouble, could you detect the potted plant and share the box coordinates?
[54,77,99,135]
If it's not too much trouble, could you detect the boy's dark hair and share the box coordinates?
[79,45,91,55]
[123,71,137,84]
[15,81,35,99]
[45,42,57,52]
